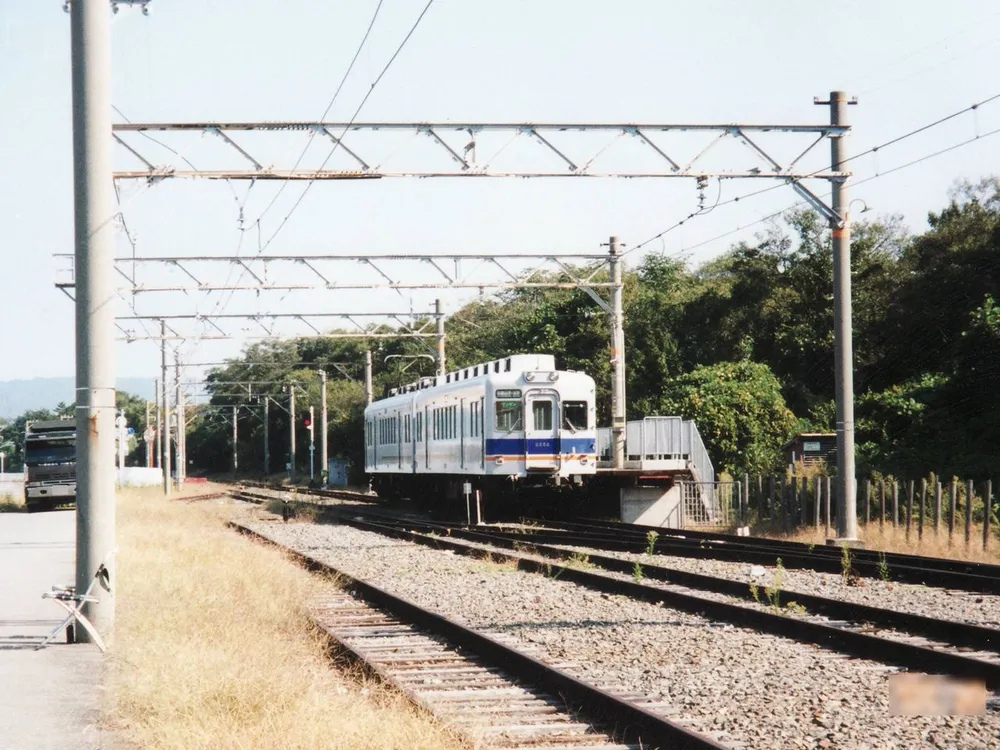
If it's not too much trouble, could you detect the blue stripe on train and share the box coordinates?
[485,437,596,455]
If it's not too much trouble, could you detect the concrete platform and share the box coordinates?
[0,510,114,750]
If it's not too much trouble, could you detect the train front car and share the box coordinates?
[484,354,597,488]
[363,353,597,508]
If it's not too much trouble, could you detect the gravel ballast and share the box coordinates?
[237,510,999,750]
[539,540,1000,628]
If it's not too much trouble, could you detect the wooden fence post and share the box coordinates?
[814,477,821,529]
[985,479,993,552]
[949,480,957,545]
[892,481,899,528]
[906,480,914,539]
[791,476,798,532]
[862,479,870,528]
[879,480,886,531]
[744,474,750,527]
[769,475,777,533]
[800,476,808,527]
[919,478,927,541]
[934,481,942,536]
[824,476,832,538]
[965,480,974,546]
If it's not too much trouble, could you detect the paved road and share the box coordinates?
[0,510,113,750]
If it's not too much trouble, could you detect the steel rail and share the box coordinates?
[547,516,1000,580]
[378,516,1000,655]
[257,504,1000,691]
[229,520,731,750]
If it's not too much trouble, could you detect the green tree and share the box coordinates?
[653,360,797,476]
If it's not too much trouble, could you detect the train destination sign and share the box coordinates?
[495,389,523,399]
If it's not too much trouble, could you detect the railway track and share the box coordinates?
[228,487,1000,694]
[231,521,730,750]
[545,516,1000,589]
[228,478,999,593]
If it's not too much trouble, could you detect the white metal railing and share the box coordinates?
[597,416,715,484]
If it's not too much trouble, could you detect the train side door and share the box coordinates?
[524,392,558,470]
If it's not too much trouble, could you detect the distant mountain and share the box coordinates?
[0,378,156,419]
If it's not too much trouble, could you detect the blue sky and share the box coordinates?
[1,0,999,388]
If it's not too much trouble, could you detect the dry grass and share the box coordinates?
[771,522,999,563]
[108,486,466,750]
[0,492,25,512]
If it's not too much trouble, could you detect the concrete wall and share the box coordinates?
[0,473,23,499]
[117,467,162,487]
[620,484,682,527]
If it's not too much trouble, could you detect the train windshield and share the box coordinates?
[562,401,588,432]
[495,400,523,432]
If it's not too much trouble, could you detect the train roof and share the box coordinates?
[386,353,557,398]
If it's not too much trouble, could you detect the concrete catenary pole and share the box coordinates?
[262,396,270,477]
[319,369,328,484]
[232,405,238,478]
[153,379,160,468]
[309,405,316,482]
[174,351,185,485]
[160,320,171,496]
[145,397,152,468]
[609,236,626,470]
[71,0,117,642]
[828,91,858,542]
[364,350,374,405]
[435,298,446,377]
[288,384,296,482]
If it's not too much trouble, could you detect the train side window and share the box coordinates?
[563,401,588,431]
[532,400,553,431]
[495,399,522,432]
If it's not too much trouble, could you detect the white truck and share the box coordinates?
[23,419,77,511]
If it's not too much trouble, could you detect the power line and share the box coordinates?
[247,0,386,235]
[207,0,385,319]
[215,0,433,318]
[629,91,1000,259]
[665,123,1000,262]
[257,0,436,253]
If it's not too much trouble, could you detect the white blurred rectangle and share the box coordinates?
[889,674,986,716]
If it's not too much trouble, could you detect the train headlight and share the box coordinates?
[580,456,588,465]
[524,372,536,381]
[547,372,559,381]
[495,456,505,465]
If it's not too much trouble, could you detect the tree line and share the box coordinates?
[5,178,997,485]
[192,177,999,482]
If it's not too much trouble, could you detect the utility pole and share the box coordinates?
[153,379,160,468]
[822,90,859,544]
[262,397,270,477]
[435,298,446,376]
[319,369,328,485]
[71,0,117,642]
[288,384,296,482]
[608,236,626,470]
[144,399,151,467]
[174,351,185,485]
[232,405,238,479]
[160,320,171,496]
[364,350,374,405]
[309,405,316,482]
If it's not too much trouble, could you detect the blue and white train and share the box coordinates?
[363,353,597,502]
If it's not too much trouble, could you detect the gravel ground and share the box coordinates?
[235,508,999,750]
[537,540,1000,628]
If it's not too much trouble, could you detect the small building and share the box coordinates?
[784,432,837,468]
